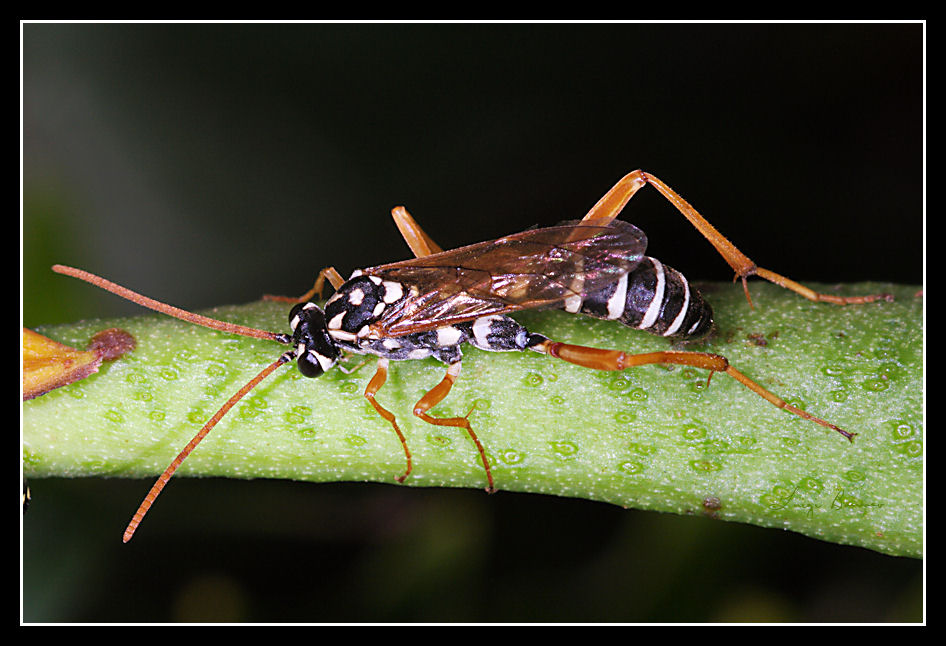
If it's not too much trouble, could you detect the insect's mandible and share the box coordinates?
[51,169,892,542]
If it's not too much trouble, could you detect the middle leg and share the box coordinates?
[412,362,495,492]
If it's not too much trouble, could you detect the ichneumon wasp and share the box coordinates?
[52,169,890,542]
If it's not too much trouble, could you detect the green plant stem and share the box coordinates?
[23,282,923,557]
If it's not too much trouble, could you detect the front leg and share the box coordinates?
[363,358,413,483]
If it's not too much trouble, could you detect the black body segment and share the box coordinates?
[561,256,713,339]
[622,257,712,338]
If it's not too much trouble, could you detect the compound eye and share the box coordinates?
[296,352,325,378]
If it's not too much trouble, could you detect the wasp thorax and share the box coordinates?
[288,302,340,378]
[323,274,403,335]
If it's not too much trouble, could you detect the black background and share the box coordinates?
[23,23,923,622]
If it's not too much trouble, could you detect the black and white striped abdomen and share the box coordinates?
[567,256,713,339]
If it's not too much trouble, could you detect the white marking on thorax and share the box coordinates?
[328,328,358,342]
[328,311,345,330]
[381,281,404,303]
[348,288,365,306]
[435,326,463,346]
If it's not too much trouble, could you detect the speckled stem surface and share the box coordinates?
[23,282,923,557]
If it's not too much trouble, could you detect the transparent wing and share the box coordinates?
[363,219,647,336]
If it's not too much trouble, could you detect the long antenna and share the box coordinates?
[52,265,284,342]
[52,264,295,542]
[123,354,291,543]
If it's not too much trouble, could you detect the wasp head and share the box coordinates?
[288,302,340,378]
